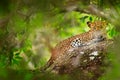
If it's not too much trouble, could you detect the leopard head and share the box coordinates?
[87,21,107,31]
[87,21,108,42]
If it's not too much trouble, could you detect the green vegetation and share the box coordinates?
[0,0,120,80]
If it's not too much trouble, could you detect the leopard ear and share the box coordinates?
[87,21,92,28]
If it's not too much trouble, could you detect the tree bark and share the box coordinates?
[44,39,113,79]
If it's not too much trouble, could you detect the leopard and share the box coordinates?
[44,21,107,70]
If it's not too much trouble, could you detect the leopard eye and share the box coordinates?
[93,26,97,29]
[98,26,101,29]
[94,27,96,29]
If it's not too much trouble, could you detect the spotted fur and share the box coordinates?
[71,38,82,47]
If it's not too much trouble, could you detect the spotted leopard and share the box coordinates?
[46,21,107,68]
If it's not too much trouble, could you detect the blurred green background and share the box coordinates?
[0,0,120,80]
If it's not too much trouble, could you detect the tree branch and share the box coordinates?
[45,39,113,77]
